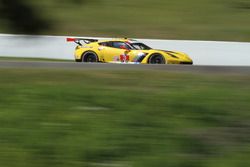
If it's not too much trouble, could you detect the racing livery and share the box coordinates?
[67,38,193,64]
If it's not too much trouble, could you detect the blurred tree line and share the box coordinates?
[0,0,49,34]
[0,0,250,36]
[0,0,88,34]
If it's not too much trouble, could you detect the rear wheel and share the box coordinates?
[82,51,98,62]
[148,54,166,64]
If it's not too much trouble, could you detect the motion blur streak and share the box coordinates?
[0,0,50,34]
[1,0,250,41]
[1,0,250,166]
[0,66,250,167]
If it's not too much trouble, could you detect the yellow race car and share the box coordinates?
[67,38,193,64]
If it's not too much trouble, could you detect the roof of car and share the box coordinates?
[98,38,139,43]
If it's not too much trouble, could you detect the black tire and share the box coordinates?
[82,51,98,62]
[148,54,166,64]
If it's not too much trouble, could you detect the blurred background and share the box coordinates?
[0,0,250,41]
[0,69,250,167]
[1,1,250,167]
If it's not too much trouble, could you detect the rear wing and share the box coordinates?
[66,38,98,46]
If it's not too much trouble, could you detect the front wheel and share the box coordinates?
[82,51,98,62]
[148,54,166,64]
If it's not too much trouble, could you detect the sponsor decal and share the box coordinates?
[133,52,145,62]
[120,54,129,63]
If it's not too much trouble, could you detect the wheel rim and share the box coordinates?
[82,53,97,62]
[87,54,97,62]
[149,55,165,64]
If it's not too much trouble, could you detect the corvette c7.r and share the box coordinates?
[67,38,193,65]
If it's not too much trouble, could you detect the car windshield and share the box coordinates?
[130,43,151,50]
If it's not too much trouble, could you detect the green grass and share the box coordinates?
[0,68,250,167]
[1,0,250,41]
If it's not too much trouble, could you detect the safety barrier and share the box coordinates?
[1,34,250,66]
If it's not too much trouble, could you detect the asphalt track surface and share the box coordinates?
[0,61,250,74]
